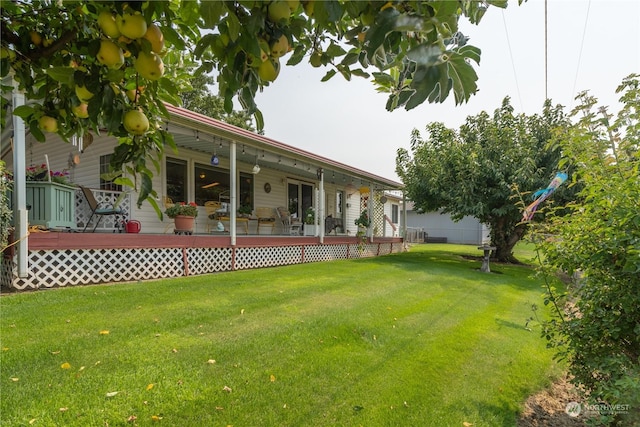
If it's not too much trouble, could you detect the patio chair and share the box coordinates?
[80,186,124,232]
[256,207,275,235]
[162,197,175,233]
[204,201,223,233]
[276,207,302,235]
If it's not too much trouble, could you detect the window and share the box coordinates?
[99,154,122,191]
[336,191,344,215]
[194,163,229,206]
[166,158,187,204]
[239,172,254,212]
[391,204,399,224]
[193,164,253,211]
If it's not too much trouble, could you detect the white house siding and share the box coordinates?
[405,210,489,245]
[18,133,384,235]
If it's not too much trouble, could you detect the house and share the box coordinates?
[402,201,490,245]
[1,102,406,291]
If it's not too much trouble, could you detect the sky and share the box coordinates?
[254,0,640,183]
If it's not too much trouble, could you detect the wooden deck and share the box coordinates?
[2,232,404,291]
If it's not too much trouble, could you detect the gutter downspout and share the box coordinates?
[402,192,408,246]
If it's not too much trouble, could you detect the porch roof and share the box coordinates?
[165,104,403,191]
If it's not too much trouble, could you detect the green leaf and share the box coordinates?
[321,69,337,82]
[364,8,400,60]
[326,42,347,57]
[406,44,444,66]
[446,53,479,105]
[350,69,370,78]
[200,1,225,28]
[137,173,153,208]
[45,67,75,86]
[194,33,216,59]
[12,105,35,120]
[226,12,241,42]
[254,109,264,133]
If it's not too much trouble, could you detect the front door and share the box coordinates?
[287,180,314,220]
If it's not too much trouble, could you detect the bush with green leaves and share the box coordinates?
[537,74,640,426]
[0,160,13,251]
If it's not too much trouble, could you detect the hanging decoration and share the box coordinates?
[521,172,568,222]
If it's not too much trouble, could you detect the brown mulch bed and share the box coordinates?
[517,375,587,427]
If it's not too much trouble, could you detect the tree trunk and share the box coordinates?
[489,217,528,263]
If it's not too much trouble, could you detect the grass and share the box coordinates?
[0,244,561,426]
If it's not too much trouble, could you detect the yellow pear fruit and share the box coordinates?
[135,51,164,80]
[75,85,95,101]
[29,31,42,46]
[270,34,289,58]
[310,51,322,67]
[126,86,144,102]
[38,115,59,133]
[123,109,149,135]
[303,0,315,16]
[97,39,125,69]
[268,1,291,22]
[257,57,280,82]
[142,23,164,53]
[117,12,147,40]
[287,0,300,11]
[72,103,89,119]
[97,10,121,38]
[258,39,270,62]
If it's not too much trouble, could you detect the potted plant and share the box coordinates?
[303,206,316,236]
[354,210,370,228]
[23,163,76,229]
[165,201,198,232]
[237,205,252,218]
[354,210,370,248]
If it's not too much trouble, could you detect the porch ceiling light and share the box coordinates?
[252,155,260,174]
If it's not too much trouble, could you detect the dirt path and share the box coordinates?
[517,375,587,427]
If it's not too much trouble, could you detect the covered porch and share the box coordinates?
[2,232,403,291]
[4,101,406,291]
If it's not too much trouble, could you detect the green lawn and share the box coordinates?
[0,244,561,426]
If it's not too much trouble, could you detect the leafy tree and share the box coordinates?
[0,0,508,213]
[396,97,569,262]
[537,75,640,426]
[180,74,255,131]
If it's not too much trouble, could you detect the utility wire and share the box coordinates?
[501,9,524,112]
[571,0,592,107]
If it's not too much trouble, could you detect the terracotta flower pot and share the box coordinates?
[174,215,195,232]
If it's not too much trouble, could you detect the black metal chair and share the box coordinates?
[80,186,123,232]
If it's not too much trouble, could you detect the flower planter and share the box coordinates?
[173,215,195,232]
[26,181,76,229]
[303,224,317,236]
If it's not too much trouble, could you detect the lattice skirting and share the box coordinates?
[2,243,403,290]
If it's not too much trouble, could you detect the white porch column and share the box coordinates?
[229,140,237,246]
[318,168,324,244]
[12,81,28,277]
